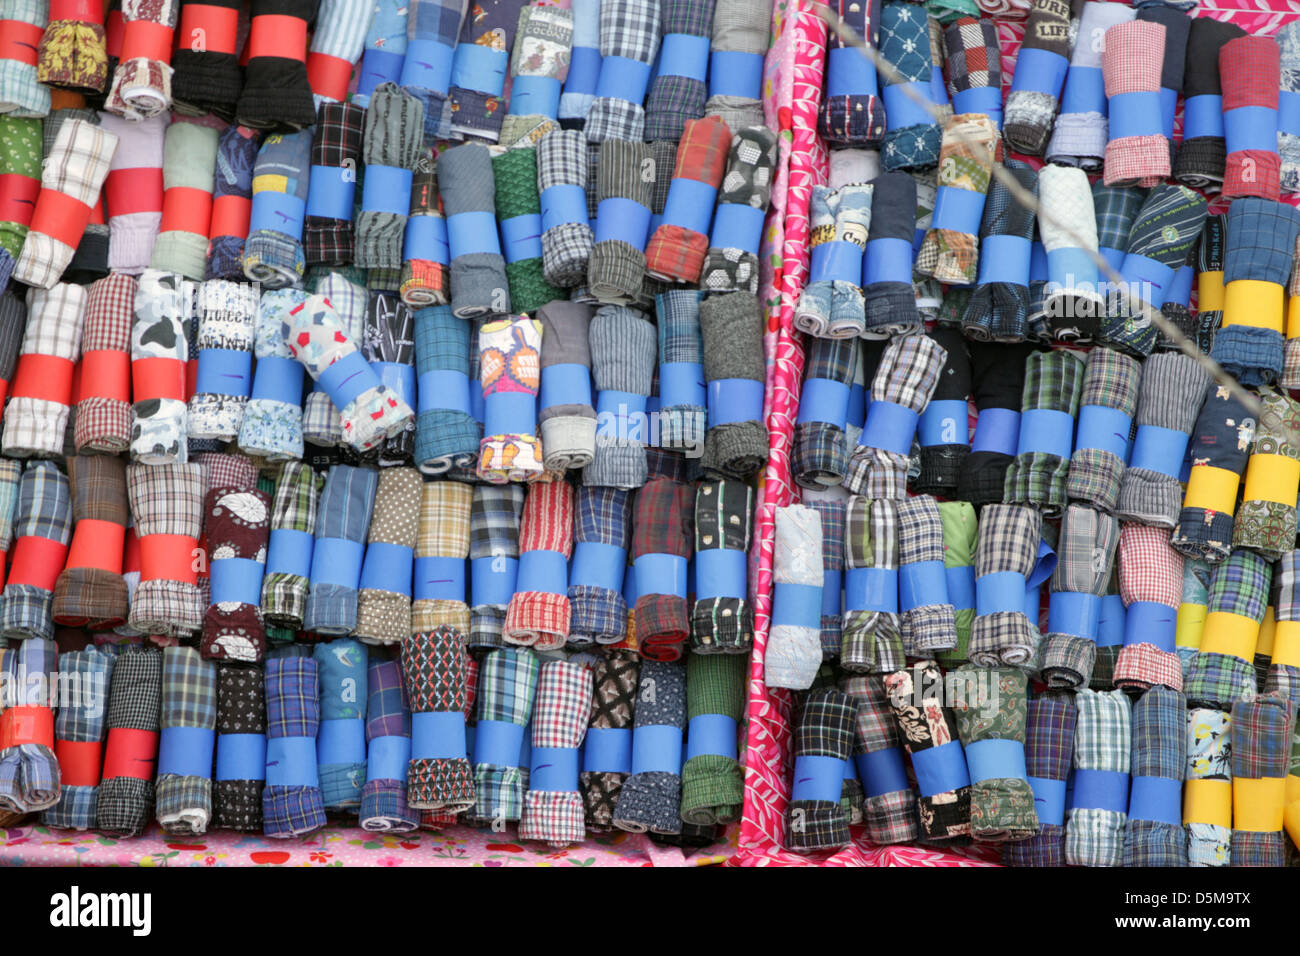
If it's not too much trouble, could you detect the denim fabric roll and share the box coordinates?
[303,464,380,636]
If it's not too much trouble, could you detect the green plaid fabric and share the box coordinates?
[261,463,323,629]
[680,653,746,825]
[1186,550,1271,710]
[784,688,856,852]
[1003,349,1085,517]
[470,648,540,824]
[842,496,904,673]
[156,647,218,835]
[1066,348,1142,513]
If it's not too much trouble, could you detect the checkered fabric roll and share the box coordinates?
[187,280,258,443]
[1231,390,1300,561]
[1064,688,1132,866]
[645,116,731,284]
[841,497,902,674]
[1101,20,1169,187]
[402,627,473,811]
[399,148,450,307]
[260,462,321,628]
[3,284,88,459]
[692,479,754,654]
[656,290,706,453]
[898,495,958,654]
[840,675,917,844]
[912,329,969,497]
[537,129,594,287]
[1118,685,1188,866]
[96,112,163,275]
[2,462,72,642]
[793,185,870,339]
[1003,348,1084,516]
[1264,553,1300,699]
[642,0,715,142]
[569,486,631,645]
[806,494,847,660]
[302,464,379,636]
[1113,525,1184,692]
[155,646,218,835]
[468,484,525,651]
[970,503,1043,669]
[304,103,364,267]
[412,306,479,473]
[1285,234,1300,390]
[96,645,163,837]
[241,129,311,289]
[262,652,326,838]
[470,647,540,824]
[409,479,471,637]
[71,274,132,454]
[613,659,686,835]
[504,480,575,650]
[1184,706,1232,866]
[680,652,745,825]
[1229,693,1293,866]
[127,462,204,637]
[585,305,654,489]
[782,688,854,851]
[41,647,114,830]
[631,477,694,663]
[103,0,178,120]
[1186,549,1271,711]
[477,315,544,483]
[358,658,417,830]
[583,0,661,143]
[354,84,424,272]
[793,337,858,489]
[943,17,1001,129]
[51,455,129,631]
[699,126,777,295]
[1039,505,1117,690]
[587,140,655,305]
[1003,690,1075,865]
[0,0,50,116]
[1065,347,1140,514]
[1045,2,1133,169]
[0,637,59,814]
[961,161,1037,342]
[212,663,265,832]
[580,650,638,828]
[1220,35,1281,201]
[518,660,593,845]
[704,0,768,131]
[0,459,20,585]
[697,292,766,479]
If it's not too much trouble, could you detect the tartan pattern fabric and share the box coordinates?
[127,462,205,638]
[898,495,957,654]
[681,653,745,825]
[263,655,327,838]
[42,647,115,830]
[0,0,51,117]
[213,663,265,832]
[75,274,135,454]
[1003,349,1084,515]
[569,487,631,645]
[504,480,575,649]
[583,0,661,143]
[471,647,540,824]
[656,289,706,452]
[784,688,856,852]
[413,305,480,472]
[1066,348,1141,514]
[961,160,1037,342]
[156,646,218,835]
[1230,693,1294,866]
[1122,685,1189,867]
[0,637,59,814]
[261,462,321,628]
[1102,20,1170,188]
[1186,549,1271,710]
[1065,688,1132,867]
[4,283,88,458]
[632,477,694,662]
[970,504,1042,669]
[1114,525,1184,692]
[581,650,639,829]
[944,17,1000,97]
[519,660,593,846]
[1004,690,1076,867]
[1041,506,1118,690]
[1,461,72,642]
[808,498,846,660]
[304,103,364,267]
[842,496,904,673]
[411,479,472,635]
[691,479,754,653]
[96,645,163,837]
[843,674,920,845]
[403,627,475,812]
[643,0,716,142]
[794,337,858,489]
[361,658,418,832]
[537,130,593,287]
[469,484,526,650]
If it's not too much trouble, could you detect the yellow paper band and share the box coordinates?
[1199,611,1260,663]
[1182,465,1240,515]
[1256,607,1276,658]
[1184,777,1232,828]
[1288,295,1300,339]
[1199,271,1225,312]
[1274,620,1300,669]
[1176,603,1208,650]
[1287,774,1300,805]
[1286,799,1300,851]
[1222,279,1285,332]
[1242,453,1300,507]
[1233,775,1287,832]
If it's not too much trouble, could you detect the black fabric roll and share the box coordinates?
[235,0,318,131]
[1171,18,1245,190]
[1135,5,1191,174]
[862,171,919,337]
[912,327,970,498]
[172,0,245,117]
[955,341,1036,507]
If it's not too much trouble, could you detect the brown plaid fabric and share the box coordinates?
[74,273,135,454]
[411,479,473,636]
[126,462,205,637]
[51,455,129,629]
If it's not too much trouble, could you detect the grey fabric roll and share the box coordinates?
[439,143,511,319]
[1040,505,1120,689]
[584,305,655,489]
[587,140,655,305]
[538,300,597,472]
[538,129,594,287]
[355,84,425,271]
[700,291,768,479]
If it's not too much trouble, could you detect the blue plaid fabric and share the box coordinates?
[414,306,481,474]
[42,648,115,830]
[1186,550,1271,710]
[0,637,60,813]
[470,648,540,823]
[1122,686,1189,866]
[569,486,631,645]
[263,655,327,838]
[360,657,419,831]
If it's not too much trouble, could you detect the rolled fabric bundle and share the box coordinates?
[410,478,472,637]
[476,314,543,483]
[518,659,593,845]
[1002,349,1084,516]
[950,665,1038,842]
[398,149,449,307]
[1113,525,1184,692]
[356,471,421,636]
[587,140,655,305]
[303,103,363,269]
[582,0,660,144]
[1044,2,1133,169]
[642,0,714,142]
[240,129,311,289]
[1,461,72,642]
[1210,199,1300,388]
[1282,26,1300,196]
[311,638,367,810]
[439,144,509,319]
[1065,347,1140,514]
[558,0,600,128]
[103,0,177,120]
[71,274,132,455]
[352,0,406,109]
[359,658,417,830]
[468,485,525,651]
[1184,706,1232,867]
[234,0,316,130]
[1265,553,1300,699]
[1133,5,1188,167]
[187,280,258,443]
[700,302,765,470]
[568,486,629,646]
[1002,0,1071,156]
[0,637,58,814]
[698,125,776,296]
[879,1,942,171]
[678,653,745,826]
[126,462,203,637]
[262,652,326,837]
[393,0,456,139]
[95,645,162,836]
[840,497,901,675]
[1232,390,1300,560]
[612,659,684,835]
[859,172,919,338]
[955,341,1034,507]
[446,0,524,142]
[1185,549,1271,711]
[1118,685,1188,866]
[1221,35,1280,202]
[302,463,378,636]
[1064,688,1131,867]
[503,3,573,137]
[961,160,1041,340]
[171,0,242,116]
[837,675,917,844]
[819,0,884,146]
[1286,242,1300,390]
[970,503,1044,669]
[0,117,42,260]
[503,480,574,650]
[793,185,870,340]
[1176,557,1211,679]
[584,305,653,488]
[645,115,731,284]
[808,495,847,661]
[692,479,753,654]
[96,112,163,275]
[0,460,21,596]
[1039,506,1117,689]
[413,306,479,474]
[12,118,116,290]
[1229,693,1292,866]
[494,147,564,314]
[1115,352,1210,528]
[403,627,473,813]
[362,291,418,465]
[704,0,767,131]
[781,688,852,852]
[1002,691,1075,865]
[1038,166,1103,336]
[793,337,858,489]
[201,485,269,664]
[0,1,50,116]
[537,129,593,288]
[1172,17,1245,191]
[1100,20,1168,188]
[127,270,188,465]
[898,495,958,655]
[155,646,217,834]
[843,333,946,499]
[942,17,1001,133]
[211,663,265,831]
[41,646,114,830]
[236,288,307,462]
[0,293,24,418]
[307,0,372,106]
[354,88,423,275]
[914,114,997,286]
[51,455,129,630]
[468,647,538,824]
[205,126,259,282]
[653,291,704,456]
[630,477,693,663]
[1091,180,1143,294]
[580,649,637,828]
[150,121,217,280]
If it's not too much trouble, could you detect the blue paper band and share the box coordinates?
[1097,593,1125,648]
[1107,90,1162,141]
[1224,104,1279,153]
[1183,93,1224,140]
[500,213,543,264]
[361,164,414,216]
[473,719,526,768]
[976,570,1027,617]
[317,350,376,411]
[249,191,305,239]
[1124,600,1176,652]
[451,42,508,96]
[267,528,313,579]
[796,377,851,427]
[659,361,706,410]
[919,399,968,448]
[1072,767,1130,813]
[1026,582,1043,621]
[694,547,747,602]
[911,740,971,797]
[822,567,842,617]
[946,565,976,612]
[516,549,568,596]
[1129,775,1181,826]
[564,45,601,96]
[1281,90,1300,137]
[469,377,485,423]
[539,362,592,412]
[265,736,318,788]
[1046,247,1099,296]
[856,747,910,799]
[157,726,215,778]
[900,560,947,613]
[595,54,652,103]
[863,236,913,286]
[1120,252,1175,306]
[309,536,365,591]
[401,37,456,93]
[595,196,652,249]
[809,239,863,285]
[971,406,1020,455]
[209,557,263,607]
[773,581,822,629]
[358,48,404,102]
[1047,591,1101,641]
[1016,407,1075,460]
[930,185,986,237]
[848,382,866,430]
[583,727,632,773]
[965,738,1028,785]
[413,556,466,602]
[1128,424,1188,478]
[827,45,878,99]
[216,733,266,782]
[196,348,253,399]
[317,718,365,766]
[658,33,709,82]
[508,74,561,118]
[792,753,846,803]
[447,209,502,258]
[622,563,638,605]
[660,177,717,237]
[1031,241,1048,283]
[634,553,688,600]
[1060,65,1105,116]
[359,541,414,596]
[403,214,449,263]
[540,184,589,234]
[372,361,415,410]
[709,203,765,256]
[306,165,356,222]
[1164,264,1194,309]
[1158,86,1177,140]
[418,368,471,416]
[250,355,303,406]
[976,234,1031,287]
[882,80,934,131]
[1099,246,1125,273]
[1029,540,1056,589]
[860,399,919,456]
[483,391,535,439]
[1073,404,1131,462]
[471,555,518,607]
[1011,46,1067,97]
[410,711,466,762]
[632,724,683,775]
[707,377,764,429]
[366,735,410,783]
[708,50,763,99]
[1028,775,1067,826]
[953,85,1003,126]
[596,389,648,441]
[844,567,899,614]
[685,714,738,762]
[569,542,626,593]
[529,746,579,792]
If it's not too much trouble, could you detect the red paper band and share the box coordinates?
[0,20,43,67]
[56,739,103,787]
[307,51,355,102]
[28,189,94,251]
[105,8,124,57]
[139,533,199,585]
[66,519,127,575]
[159,185,214,235]
[0,707,55,750]
[101,727,158,781]
[88,196,105,226]
[123,526,140,575]
[209,194,251,239]
[0,173,39,226]
[246,14,307,61]
[104,166,164,218]
[0,380,9,413]
[10,354,76,406]
[7,535,71,591]
[79,348,131,403]
[120,19,175,64]
[49,0,103,25]
[177,3,238,55]
[132,356,186,403]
